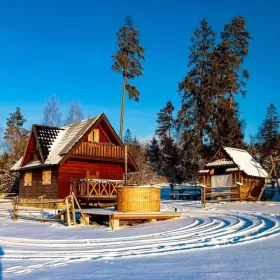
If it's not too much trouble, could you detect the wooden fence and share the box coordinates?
[200,185,242,208]
[12,193,88,226]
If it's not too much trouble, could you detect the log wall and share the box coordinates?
[58,160,125,198]
[19,168,59,199]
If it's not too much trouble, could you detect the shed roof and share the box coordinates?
[223,147,268,178]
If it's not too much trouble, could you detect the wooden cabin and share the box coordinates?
[11,114,138,202]
[198,147,268,200]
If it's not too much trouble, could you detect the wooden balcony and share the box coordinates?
[71,142,124,160]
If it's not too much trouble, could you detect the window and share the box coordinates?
[24,172,32,186]
[42,170,52,185]
[88,129,100,142]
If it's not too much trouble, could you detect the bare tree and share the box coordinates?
[42,95,62,127]
[65,101,84,125]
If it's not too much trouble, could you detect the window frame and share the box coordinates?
[42,170,52,185]
[24,172,32,186]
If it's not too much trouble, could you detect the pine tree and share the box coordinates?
[220,16,252,107]
[156,101,174,138]
[111,16,145,140]
[6,107,26,128]
[123,129,133,145]
[4,108,29,157]
[160,136,185,183]
[211,101,245,150]
[258,104,280,144]
[65,101,84,125]
[177,18,216,158]
[146,136,161,174]
[42,95,62,127]
[256,104,280,170]
[1,108,29,193]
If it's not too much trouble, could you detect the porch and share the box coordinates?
[70,179,124,205]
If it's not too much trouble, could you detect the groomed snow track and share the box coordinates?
[2,212,280,275]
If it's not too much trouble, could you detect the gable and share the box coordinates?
[22,132,38,166]
[62,114,138,171]
[205,148,235,168]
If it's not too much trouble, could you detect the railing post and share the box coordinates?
[13,196,18,221]
[41,196,44,223]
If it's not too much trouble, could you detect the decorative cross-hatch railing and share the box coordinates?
[70,179,124,197]
[72,142,124,159]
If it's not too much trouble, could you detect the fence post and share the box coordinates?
[41,196,44,223]
[65,197,71,226]
[13,196,18,220]
[71,195,76,225]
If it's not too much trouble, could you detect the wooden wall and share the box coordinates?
[19,168,59,198]
[22,133,36,166]
[58,160,125,198]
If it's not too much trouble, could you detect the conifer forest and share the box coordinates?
[0,15,279,190]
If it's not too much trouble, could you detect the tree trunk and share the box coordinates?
[119,75,127,140]
[229,87,233,109]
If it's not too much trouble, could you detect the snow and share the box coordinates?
[224,146,268,178]
[206,159,235,167]
[1,189,280,279]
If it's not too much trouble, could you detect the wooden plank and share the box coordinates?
[70,196,76,225]
[72,192,89,225]
[65,198,71,226]
[124,145,128,185]
[112,213,181,220]
[206,192,240,196]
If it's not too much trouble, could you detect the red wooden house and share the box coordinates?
[11,114,138,202]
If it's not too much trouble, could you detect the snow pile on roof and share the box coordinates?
[198,170,210,174]
[223,147,268,178]
[206,159,235,167]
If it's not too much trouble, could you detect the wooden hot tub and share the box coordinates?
[116,186,160,213]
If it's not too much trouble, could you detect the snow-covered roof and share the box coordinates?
[225,167,239,172]
[223,147,268,178]
[206,159,235,167]
[11,115,100,171]
[198,169,210,174]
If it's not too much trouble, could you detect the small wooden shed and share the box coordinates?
[198,147,268,200]
[11,114,138,202]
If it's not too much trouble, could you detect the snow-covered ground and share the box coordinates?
[1,187,280,279]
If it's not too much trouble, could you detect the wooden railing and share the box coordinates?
[72,142,124,159]
[70,179,124,200]
[200,185,242,208]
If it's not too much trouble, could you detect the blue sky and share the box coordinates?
[0,0,279,142]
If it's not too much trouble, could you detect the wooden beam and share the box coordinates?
[124,145,128,185]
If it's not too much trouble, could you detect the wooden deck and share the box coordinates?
[82,208,181,230]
